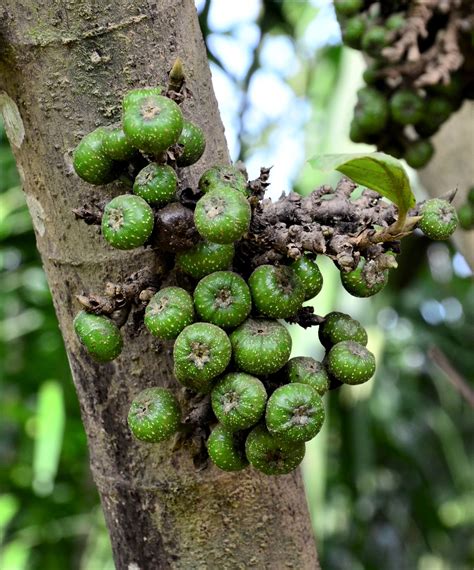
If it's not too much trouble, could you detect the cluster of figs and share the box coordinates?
[335,0,474,168]
[71,83,457,475]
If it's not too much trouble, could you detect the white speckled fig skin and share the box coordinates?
[245,424,305,476]
[340,261,388,298]
[133,162,178,205]
[193,271,251,329]
[249,265,305,319]
[207,424,248,472]
[73,311,123,362]
[286,357,329,396]
[173,363,214,394]
[144,287,194,340]
[127,387,181,443]
[265,383,325,443]
[122,87,163,109]
[291,255,323,301]
[72,127,119,185]
[419,198,458,240]
[101,194,154,250]
[122,91,183,155]
[198,165,249,195]
[176,241,234,279]
[194,187,251,244]
[173,322,232,386]
[230,318,292,376]
[318,311,368,349]
[176,119,206,166]
[327,340,376,385]
[211,372,267,431]
[102,124,137,161]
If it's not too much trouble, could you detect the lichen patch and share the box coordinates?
[0,91,25,148]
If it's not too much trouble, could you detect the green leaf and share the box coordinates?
[0,539,30,570]
[310,152,416,214]
[32,380,65,497]
[0,495,19,541]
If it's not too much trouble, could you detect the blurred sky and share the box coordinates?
[194,0,341,197]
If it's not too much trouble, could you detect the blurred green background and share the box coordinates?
[1,1,473,569]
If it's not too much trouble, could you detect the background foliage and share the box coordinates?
[1,1,473,568]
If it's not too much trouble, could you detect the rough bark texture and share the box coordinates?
[419,101,474,269]
[0,2,319,569]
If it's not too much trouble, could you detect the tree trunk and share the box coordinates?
[418,102,474,269]
[0,1,319,568]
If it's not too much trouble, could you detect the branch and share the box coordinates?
[76,267,161,319]
[285,306,325,328]
[379,0,471,88]
[428,346,474,408]
[237,177,398,273]
[73,202,105,225]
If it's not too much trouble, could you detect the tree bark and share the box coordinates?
[0,1,319,569]
[418,102,474,269]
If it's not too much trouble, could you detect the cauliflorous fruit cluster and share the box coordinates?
[73,86,206,250]
[71,73,458,477]
[132,253,342,476]
[335,0,474,168]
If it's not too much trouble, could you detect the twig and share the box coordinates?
[285,306,325,328]
[73,202,104,225]
[428,346,474,408]
[76,267,161,316]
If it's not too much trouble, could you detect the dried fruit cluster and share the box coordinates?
[71,62,458,476]
[335,0,474,168]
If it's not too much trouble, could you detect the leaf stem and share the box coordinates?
[355,213,421,248]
